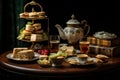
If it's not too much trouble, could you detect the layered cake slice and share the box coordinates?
[13,48,34,60]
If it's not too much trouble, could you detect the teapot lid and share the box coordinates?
[66,14,80,24]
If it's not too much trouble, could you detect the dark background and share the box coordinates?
[34,0,120,36]
[0,0,120,79]
[0,0,120,53]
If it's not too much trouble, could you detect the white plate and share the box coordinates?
[6,52,39,61]
[66,56,97,66]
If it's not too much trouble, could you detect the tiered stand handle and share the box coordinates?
[24,0,43,12]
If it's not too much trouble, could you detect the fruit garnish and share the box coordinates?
[49,51,67,59]
[38,49,49,55]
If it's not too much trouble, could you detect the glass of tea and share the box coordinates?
[79,41,90,54]
[49,35,60,53]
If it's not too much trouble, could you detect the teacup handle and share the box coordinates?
[81,20,90,37]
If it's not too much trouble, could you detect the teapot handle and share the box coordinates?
[81,20,90,37]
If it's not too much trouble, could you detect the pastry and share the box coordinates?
[34,29,43,34]
[96,54,109,59]
[22,30,32,40]
[68,59,79,65]
[37,11,45,16]
[39,55,48,60]
[13,47,34,59]
[33,23,41,31]
[13,48,28,58]
[29,12,39,17]
[16,49,34,60]
[19,12,29,18]
[25,24,34,32]
[95,58,103,63]
[96,54,109,62]
[59,46,75,56]
[86,58,94,64]
[22,30,32,36]
[30,34,43,41]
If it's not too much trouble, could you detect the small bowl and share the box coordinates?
[50,56,65,67]
[37,59,51,67]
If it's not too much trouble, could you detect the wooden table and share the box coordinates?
[0,51,120,80]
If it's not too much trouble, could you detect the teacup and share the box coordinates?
[77,54,88,61]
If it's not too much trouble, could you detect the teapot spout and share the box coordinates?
[55,24,66,40]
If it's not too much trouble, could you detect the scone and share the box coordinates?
[86,58,94,64]
[96,54,109,62]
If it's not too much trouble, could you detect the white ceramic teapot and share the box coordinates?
[55,14,90,44]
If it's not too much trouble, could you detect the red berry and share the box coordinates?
[41,50,45,55]
[38,49,49,55]
[38,50,42,54]
[43,49,49,55]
